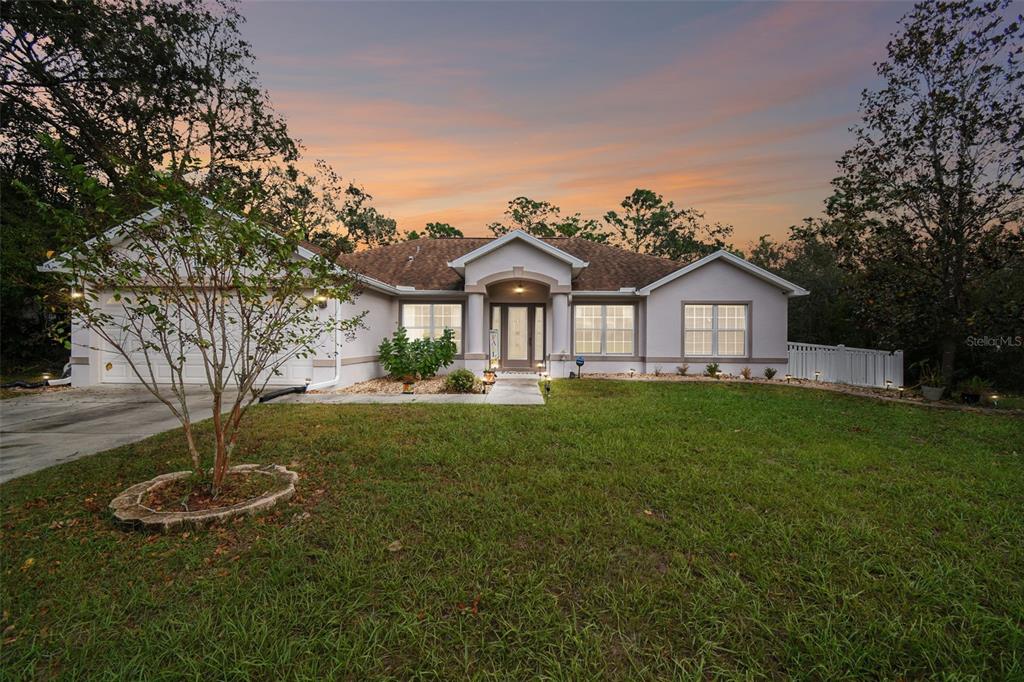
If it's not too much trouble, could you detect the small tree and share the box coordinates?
[43,155,360,491]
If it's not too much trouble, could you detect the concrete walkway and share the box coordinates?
[0,386,233,484]
[276,374,545,406]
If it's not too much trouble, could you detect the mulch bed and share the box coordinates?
[146,472,282,512]
[331,376,483,395]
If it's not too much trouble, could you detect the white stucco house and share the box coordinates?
[46,219,809,388]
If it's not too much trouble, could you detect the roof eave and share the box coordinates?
[637,249,809,296]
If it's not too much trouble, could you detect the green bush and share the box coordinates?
[444,369,477,393]
[764,367,777,380]
[378,327,457,380]
[705,362,720,378]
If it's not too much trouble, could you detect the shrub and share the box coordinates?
[677,364,689,376]
[378,327,457,380]
[915,360,945,387]
[444,369,477,393]
[957,376,993,395]
[653,365,663,377]
[764,367,777,380]
[740,366,752,380]
[705,362,720,378]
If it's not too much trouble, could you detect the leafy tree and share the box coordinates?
[407,222,464,240]
[822,0,1023,384]
[38,147,360,491]
[488,197,562,237]
[603,188,733,260]
[550,213,609,243]
[747,223,871,349]
[0,0,298,369]
[262,160,397,259]
[488,196,607,241]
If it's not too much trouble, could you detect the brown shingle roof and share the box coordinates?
[335,237,689,291]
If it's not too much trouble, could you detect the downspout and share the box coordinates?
[307,297,343,391]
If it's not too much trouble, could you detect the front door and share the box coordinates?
[493,304,544,370]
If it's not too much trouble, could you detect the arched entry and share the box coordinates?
[486,279,548,370]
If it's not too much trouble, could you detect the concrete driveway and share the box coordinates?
[0,386,229,484]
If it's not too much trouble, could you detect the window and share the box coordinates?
[574,304,634,355]
[684,304,747,357]
[401,303,463,353]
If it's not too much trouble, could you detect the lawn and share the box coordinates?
[1,380,1022,679]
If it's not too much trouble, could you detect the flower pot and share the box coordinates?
[921,385,944,401]
[961,392,981,405]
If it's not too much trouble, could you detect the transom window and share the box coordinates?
[401,303,462,353]
[684,304,747,357]
[574,304,634,355]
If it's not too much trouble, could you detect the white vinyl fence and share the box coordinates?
[787,342,904,389]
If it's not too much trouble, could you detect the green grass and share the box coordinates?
[2,381,1022,679]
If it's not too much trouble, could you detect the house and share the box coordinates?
[46,221,808,388]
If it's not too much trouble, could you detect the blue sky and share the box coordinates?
[240,1,913,243]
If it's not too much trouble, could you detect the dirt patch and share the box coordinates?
[145,471,282,512]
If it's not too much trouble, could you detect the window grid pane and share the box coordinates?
[574,305,603,354]
[685,305,713,330]
[718,305,746,330]
[685,330,713,356]
[604,305,634,354]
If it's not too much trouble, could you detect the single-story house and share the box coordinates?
[44,214,809,388]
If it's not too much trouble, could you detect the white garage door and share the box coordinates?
[98,300,314,387]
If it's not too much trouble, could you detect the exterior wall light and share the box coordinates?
[513,282,525,294]
[314,293,328,309]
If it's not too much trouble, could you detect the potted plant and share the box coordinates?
[483,365,497,383]
[917,362,945,401]
[957,376,992,405]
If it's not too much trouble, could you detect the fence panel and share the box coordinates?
[787,342,903,389]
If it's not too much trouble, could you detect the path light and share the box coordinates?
[629,368,635,378]
[898,386,905,398]
[885,379,893,390]
[785,373,792,383]
[544,375,552,398]
[41,373,51,381]
[992,394,999,408]
[814,370,821,382]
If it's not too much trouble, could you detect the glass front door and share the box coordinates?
[492,304,544,369]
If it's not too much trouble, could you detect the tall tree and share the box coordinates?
[823,0,1023,384]
[488,196,608,241]
[603,188,733,259]
[0,0,298,369]
[487,196,561,237]
[406,222,464,240]
[262,160,397,259]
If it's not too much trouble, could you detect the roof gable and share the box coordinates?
[638,249,809,297]
[447,230,588,272]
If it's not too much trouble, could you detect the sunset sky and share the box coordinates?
[241,1,913,245]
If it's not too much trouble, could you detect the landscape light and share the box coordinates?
[885,379,893,390]
[784,373,792,383]
[814,370,821,382]
[70,287,83,299]
[898,386,905,398]
[991,394,999,407]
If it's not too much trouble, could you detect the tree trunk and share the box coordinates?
[940,334,957,387]
[211,392,228,493]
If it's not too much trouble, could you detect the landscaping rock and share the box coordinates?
[109,464,298,532]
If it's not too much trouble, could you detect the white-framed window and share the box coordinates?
[574,304,634,355]
[684,303,747,357]
[401,303,463,353]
